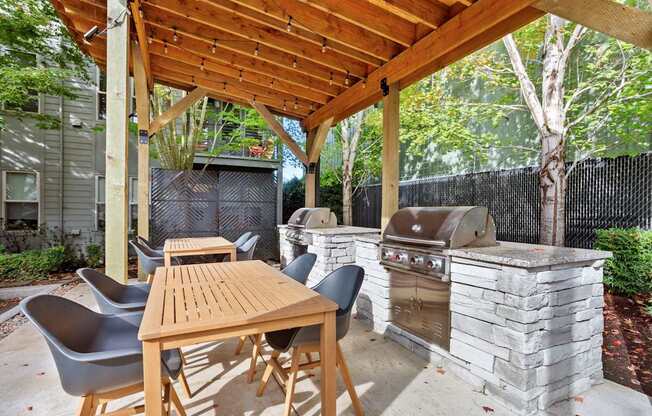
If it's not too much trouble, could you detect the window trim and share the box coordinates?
[2,170,40,231]
[95,175,138,232]
[96,68,106,122]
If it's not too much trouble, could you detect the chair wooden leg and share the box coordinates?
[146,274,153,284]
[234,335,247,355]
[163,382,171,416]
[169,383,187,416]
[178,369,192,398]
[337,343,364,416]
[76,395,96,416]
[257,350,279,397]
[305,352,313,363]
[283,348,301,416]
[247,333,263,383]
[98,402,108,414]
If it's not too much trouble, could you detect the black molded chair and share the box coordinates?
[281,253,317,285]
[20,295,186,416]
[76,268,193,398]
[227,234,260,262]
[238,253,318,382]
[129,239,176,283]
[257,265,365,416]
[77,268,149,314]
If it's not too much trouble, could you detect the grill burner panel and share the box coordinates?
[381,206,497,350]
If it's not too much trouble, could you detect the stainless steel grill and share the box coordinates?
[380,206,496,350]
[284,208,338,263]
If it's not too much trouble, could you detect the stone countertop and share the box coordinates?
[278,225,380,236]
[448,241,612,269]
[355,234,381,244]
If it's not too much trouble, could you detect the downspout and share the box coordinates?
[59,91,65,242]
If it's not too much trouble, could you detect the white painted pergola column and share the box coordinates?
[104,0,130,283]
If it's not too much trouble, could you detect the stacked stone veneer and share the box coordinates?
[354,236,609,415]
[278,225,379,287]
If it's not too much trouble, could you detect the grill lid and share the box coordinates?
[288,207,338,229]
[382,206,496,249]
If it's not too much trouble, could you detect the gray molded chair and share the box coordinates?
[210,232,253,263]
[20,295,187,416]
[228,234,260,261]
[257,265,365,416]
[137,236,164,256]
[238,253,318,382]
[77,268,149,314]
[281,253,317,285]
[129,239,175,283]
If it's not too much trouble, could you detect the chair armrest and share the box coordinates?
[64,347,144,364]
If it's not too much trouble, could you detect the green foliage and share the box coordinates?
[0,0,90,128]
[85,243,104,268]
[594,228,652,296]
[319,169,343,223]
[282,177,304,223]
[0,246,66,281]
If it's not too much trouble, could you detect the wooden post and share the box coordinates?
[304,129,317,208]
[133,42,150,280]
[381,81,399,232]
[104,0,130,283]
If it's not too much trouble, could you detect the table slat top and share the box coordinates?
[138,260,338,341]
[163,237,235,254]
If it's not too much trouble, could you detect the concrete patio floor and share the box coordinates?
[1,283,650,416]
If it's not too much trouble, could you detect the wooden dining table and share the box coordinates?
[138,260,340,416]
[163,236,237,267]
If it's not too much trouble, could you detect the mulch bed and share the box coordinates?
[602,292,652,397]
[0,298,20,314]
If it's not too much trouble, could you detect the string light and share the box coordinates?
[172,29,178,43]
[270,79,274,87]
[362,78,367,89]
[293,98,298,110]
[200,58,205,71]
[292,56,297,68]
[321,38,327,53]
[211,39,217,54]
[283,100,287,111]
[191,75,195,85]
[309,103,314,111]
[344,71,350,86]
[223,82,227,91]
[239,70,243,82]
[286,16,292,32]
[147,36,152,44]
[329,72,333,86]
[163,41,168,54]
[254,43,259,56]
[138,7,143,18]
[252,95,257,103]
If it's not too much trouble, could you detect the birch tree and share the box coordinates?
[340,111,365,225]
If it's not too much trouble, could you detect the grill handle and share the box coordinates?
[384,234,447,247]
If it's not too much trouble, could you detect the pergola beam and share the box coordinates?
[143,0,369,77]
[535,0,652,50]
[302,0,538,130]
[251,102,309,164]
[148,87,208,136]
[307,117,334,164]
[129,0,153,89]
[366,0,450,29]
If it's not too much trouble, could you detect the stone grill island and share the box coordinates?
[354,236,611,415]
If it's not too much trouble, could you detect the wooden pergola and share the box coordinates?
[51,0,651,287]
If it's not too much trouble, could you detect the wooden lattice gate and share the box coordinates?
[150,167,279,260]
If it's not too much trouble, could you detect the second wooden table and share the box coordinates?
[163,236,236,267]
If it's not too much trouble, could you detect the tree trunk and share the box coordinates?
[340,112,364,225]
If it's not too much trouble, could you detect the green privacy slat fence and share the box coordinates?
[353,153,652,248]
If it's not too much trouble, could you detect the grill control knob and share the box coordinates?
[395,253,408,263]
[427,258,443,271]
[410,256,424,266]
[382,250,392,260]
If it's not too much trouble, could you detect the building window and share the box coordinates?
[3,171,39,230]
[4,52,39,113]
[96,176,138,231]
[97,70,106,121]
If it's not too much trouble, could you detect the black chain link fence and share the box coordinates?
[353,153,652,248]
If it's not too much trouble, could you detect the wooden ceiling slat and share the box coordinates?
[144,0,370,77]
[298,0,416,47]
[204,0,389,64]
[153,67,311,118]
[146,26,342,96]
[150,54,320,110]
[367,0,451,29]
[148,41,329,104]
[130,0,153,90]
[302,0,538,130]
[141,5,359,85]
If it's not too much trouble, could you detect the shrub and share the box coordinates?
[86,243,104,268]
[594,228,652,296]
[0,246,66,282]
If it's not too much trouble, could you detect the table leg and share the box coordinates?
[320,311,337,416]
[143,341,164,416]
[164,252,172,268]
[229,248,237,262]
